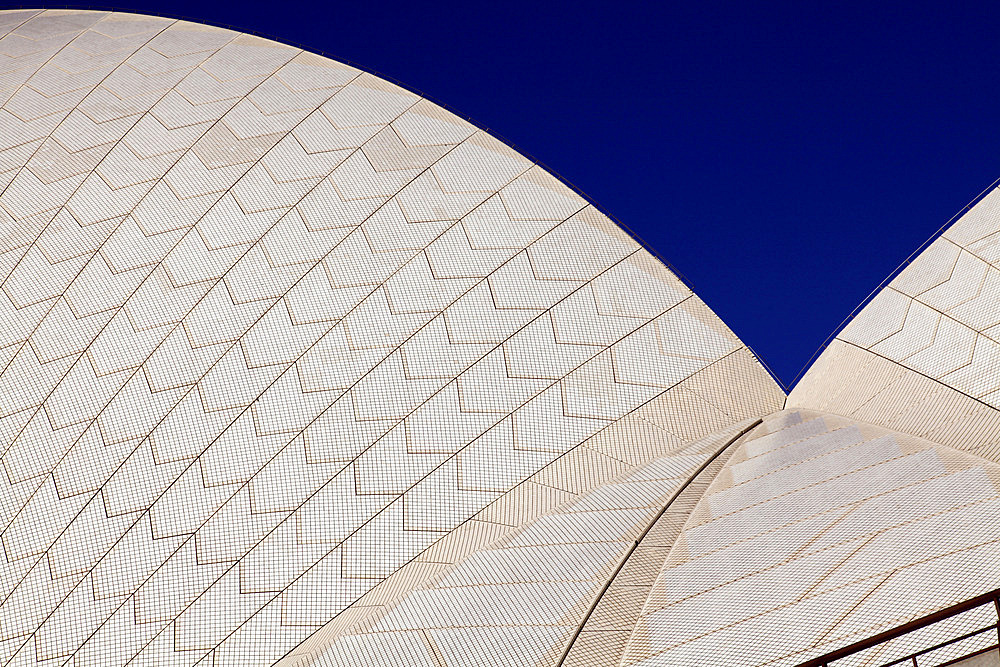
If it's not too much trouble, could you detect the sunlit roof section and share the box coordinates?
[0,9,785,666]
[791,188,1000,462]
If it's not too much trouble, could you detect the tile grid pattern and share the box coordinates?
[829,602,999,667]
[275,349,782,667]
[791,187,1000,462]
[291,420,761,667]
[618,410,1000,667]
[560,420,760,667]
[0,9,785,667]
[8,9,1000,667]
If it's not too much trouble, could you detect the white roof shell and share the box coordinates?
[0,9,790,666]
[791,188,1000,462]
[3,9,998,667]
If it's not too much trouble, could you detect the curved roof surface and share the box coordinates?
[0,9,790,666]
[790,188,1000,461]
[4,8,1000,667]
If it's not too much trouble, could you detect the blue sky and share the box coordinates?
[68,1,1000,386]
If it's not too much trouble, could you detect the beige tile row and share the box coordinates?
[279,415,772,667]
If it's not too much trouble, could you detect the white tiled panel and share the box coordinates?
[0,9,784,667]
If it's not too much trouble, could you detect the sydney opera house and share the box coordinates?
[0,8,997,667]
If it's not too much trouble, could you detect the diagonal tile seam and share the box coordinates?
[0,10,41,49]
[720,407,1000,492]
[0,70,460,656]
[910,245,991,313]
[656,462,1000,581]
[0,10,118,189]
[634,570,895,666]
[0,131,512,663]
[650,502,859,607]
[822,601,1000,667]
[171,291,722,664]
[516,388,754,504]
[838,339,1000,446]
[0,45,345,306]
[648,473,1000,606]
[268,391,767,666]
[679,439,993,534]
[0,53,364,539]
[0,12,174,215]
[717,425,906,490]
[0,24,189,272]
[798,545,996,665]
[849,286,980,374]
[631,406,802,458]
[629,384,751,435]
[756,573,895,667]
[315,350,769,632]
[0,29,298,375]
[727,420,852,464]
[798,532,882,603]
[37,182,611,664]
[117,245,678,665]
[559,453,738,666]
[0,69,402,471]
[786,502,864,562]
[0,26,244,352]
[553,418,764,666]
[810,536,1000,628]
[906,236,999,301]
[406,370,761,561]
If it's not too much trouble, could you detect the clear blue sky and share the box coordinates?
[63,1,1000,387]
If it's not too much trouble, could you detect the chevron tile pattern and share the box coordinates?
[0,9,786,667]
[791,187,1000,462]
[279,416,761,667]
[293,431,731,667]
[9,9,1000,667]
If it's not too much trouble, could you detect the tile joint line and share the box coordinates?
[554,417,765,666]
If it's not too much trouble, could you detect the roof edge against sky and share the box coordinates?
[7,4,795,390]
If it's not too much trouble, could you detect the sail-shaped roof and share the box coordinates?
[0,9,788,666]
[790,188,1000,461]
[5,8,1000,667]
